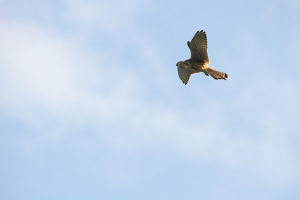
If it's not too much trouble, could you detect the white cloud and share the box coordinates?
[0,19,140,127]
[63,0,138,33]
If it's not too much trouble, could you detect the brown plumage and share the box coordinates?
[176,30,228,85]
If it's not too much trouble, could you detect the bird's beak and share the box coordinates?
[176,62,179,66]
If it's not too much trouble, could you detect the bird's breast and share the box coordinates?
[191,62,205,70]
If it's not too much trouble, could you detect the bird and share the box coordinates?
[176,30,228,85]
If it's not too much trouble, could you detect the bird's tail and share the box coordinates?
[207,68,228,80]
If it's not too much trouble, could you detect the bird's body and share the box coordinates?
[176,30,228,85]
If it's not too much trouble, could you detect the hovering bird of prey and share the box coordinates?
[176,30,228,85]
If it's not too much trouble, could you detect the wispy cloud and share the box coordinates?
[0,1,299,198]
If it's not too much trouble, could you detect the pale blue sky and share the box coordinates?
[0,0,300,199]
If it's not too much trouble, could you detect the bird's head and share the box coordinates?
[176,60,190,68]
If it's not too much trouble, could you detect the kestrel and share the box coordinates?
[176,30,228,85]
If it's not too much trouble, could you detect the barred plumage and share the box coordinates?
[176,30,228,85]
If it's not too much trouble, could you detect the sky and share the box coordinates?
[0,0,300,199]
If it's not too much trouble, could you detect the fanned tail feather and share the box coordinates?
[207,68,228,80]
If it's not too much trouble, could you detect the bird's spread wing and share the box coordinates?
[187,30,209,63]
[177,65,199,85]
